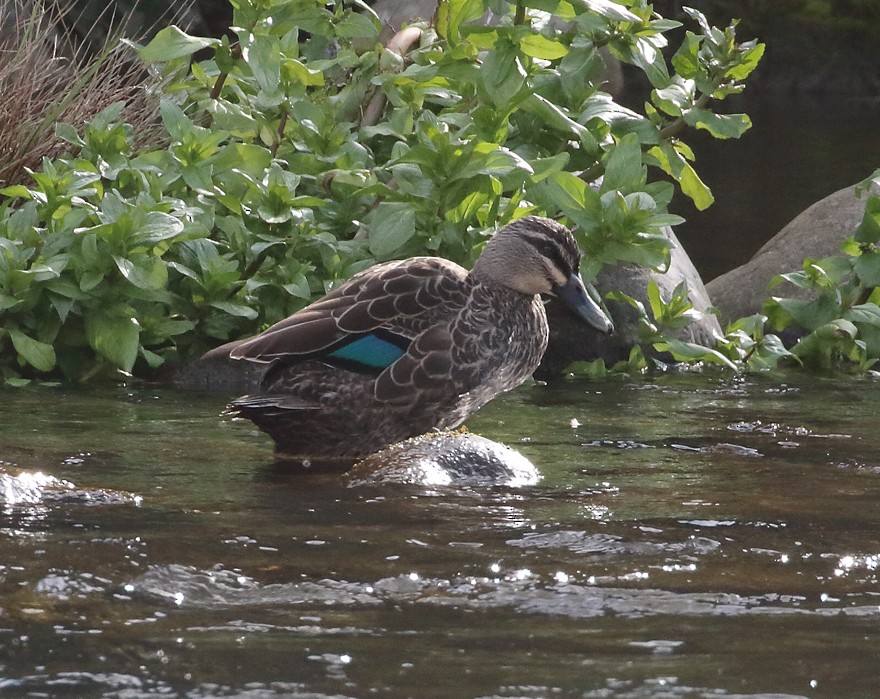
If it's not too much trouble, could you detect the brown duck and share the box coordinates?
[226,216,613,462]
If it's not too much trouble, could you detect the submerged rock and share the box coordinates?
[707,181,880,327]
[0,466,141,507]
[348,431,540,487]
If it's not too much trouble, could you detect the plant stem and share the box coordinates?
[271,110,289,158]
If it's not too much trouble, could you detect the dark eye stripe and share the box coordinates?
[519,233,574,278]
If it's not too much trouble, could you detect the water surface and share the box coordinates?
[1,373,879,697]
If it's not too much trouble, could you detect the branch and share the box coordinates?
[658,92,711,141]
[361,26,424,128]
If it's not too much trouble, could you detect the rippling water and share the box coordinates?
[1,372,879,697]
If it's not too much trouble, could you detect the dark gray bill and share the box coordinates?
[553,273,614,334]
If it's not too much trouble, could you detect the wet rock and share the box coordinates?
[348,431,540,487]
[706,181,880,326]
[536,227,721,378]
[0,466,140,507]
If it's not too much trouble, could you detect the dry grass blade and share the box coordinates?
[0,0,169,187]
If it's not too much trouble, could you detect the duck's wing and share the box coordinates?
[373,324,458,404]
[229,258,468,373]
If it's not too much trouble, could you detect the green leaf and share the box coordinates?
[652,81,693,117]
[453,145,533,181]
[855,195,880,244]
[567,359,610,379]
[601,133,643,192]
[447,188,490,224]
[210,300,259,319]
[113,256,169,291]
[335,11,380,39]
[657,337,739,371]
[790,319,860,369]
[671,31,701,78]
[481,40,527,108]
[140,212,186,244]
[139,347,165,369]
[646,278,663,320]
[86,311,140,373]
[522,95,598,154]
[727,42,765,80]
[631,37,670,89]
[159,100,195,143]
[283,58,324,87]
[683,108,752,139]
[529,153,570,182]
[367,202,417,258]
[846,303,880,328]
[0,184,34,200]
[436,0,486,43]
[282,273,313,300]
[139,26,220,62]
[46,278,87,301]
[768,294,841,332]
[530,171,589,212]
[79,270,105,293]
[676,159,713,210]
[854,252,880,287]
[519,33,569,60]
[9,329,56,373]
[576,0,640,22]
[247,34,281,95]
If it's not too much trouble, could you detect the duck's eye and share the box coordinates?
[544,260,569,287]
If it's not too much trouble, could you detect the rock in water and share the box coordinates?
[348,432,540,487]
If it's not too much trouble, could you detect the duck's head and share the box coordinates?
[471,216,614,335]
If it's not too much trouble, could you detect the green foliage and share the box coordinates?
[712,314,794,371]
[604,279,737,372]
[760,169,880,371]
[0,0,764,382]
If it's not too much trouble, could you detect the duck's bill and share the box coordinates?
[553,273,614,335]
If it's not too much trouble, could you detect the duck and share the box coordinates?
[225,216,613,463]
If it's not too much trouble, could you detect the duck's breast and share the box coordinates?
[450,288,548,404]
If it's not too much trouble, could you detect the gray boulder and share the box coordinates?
[536,227,721,378]
[706,181,880,326]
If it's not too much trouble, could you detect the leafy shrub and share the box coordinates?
[0,0,764,383]
[761,170,880,371]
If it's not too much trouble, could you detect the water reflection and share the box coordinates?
[1,373,880,696]
[0,465,142,537]
[126,559,880,622]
